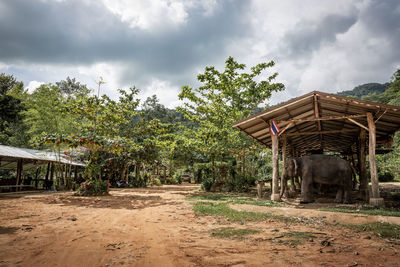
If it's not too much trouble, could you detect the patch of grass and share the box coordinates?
[210,227,260,239]
[342,222,400,239]
[186,194,283,207]
[319,207,400,217]
[233,199,282,207]
[270,231,315,247]
[193,201,293,223]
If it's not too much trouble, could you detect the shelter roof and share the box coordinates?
[0,144,86,170]
[233,91,400,154]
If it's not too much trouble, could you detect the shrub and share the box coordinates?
[151,178,162,186]
[76,179,109,196]
[128,173,147,188]
[379,172,395,182]
[166,177,179,184]
[173,170,184,184]
[201,178,214,191]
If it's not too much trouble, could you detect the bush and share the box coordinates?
[75,179,109,196]
[150,178,162,186]
[166,176,179,184]
[379,172,395,182]
[128,173,147,188]
[173,170,184,184]
[201,178,214,192]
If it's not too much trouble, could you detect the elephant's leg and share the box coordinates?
[335,187,344,203]
[290,176,296,192]
[300,174,314,203]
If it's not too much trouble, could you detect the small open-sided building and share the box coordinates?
[233,91,400,206]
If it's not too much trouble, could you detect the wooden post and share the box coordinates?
[358,129,368,201]
[242,149,246,176]
[15,159,23,192]
[367,112,384,206]
[50,163,54,188]
[271,134,281,201]
[257,180,264,199]
[280,138,288,198]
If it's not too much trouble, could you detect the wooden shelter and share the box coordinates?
[233,91,400,206]
[0,144,85,191]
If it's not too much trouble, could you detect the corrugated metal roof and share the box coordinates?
[233,91,400,154]
[0,144,86,170]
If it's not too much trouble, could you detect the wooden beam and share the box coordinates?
[277,114,366,123]
[281,129,359,137]
[278,122,294,136]
[271,133,280,201]
[367,112,384,206]
[347,118,369,131]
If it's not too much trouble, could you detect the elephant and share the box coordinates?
[280,158,301,197]
[284,154,353,204]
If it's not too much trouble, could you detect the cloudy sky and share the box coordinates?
[0,0,399,107]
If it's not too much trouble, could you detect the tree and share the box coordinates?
[362,69,400,106]
[178,56,284,174]
[56,76,90,97]
[0,73,29,146]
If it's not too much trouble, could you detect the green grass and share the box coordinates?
[270,231,316,247]
[210,227,260,239]
[342,222,400,239]
[193,201,293,223]
[319,207,400,217]
[186,194,282,207]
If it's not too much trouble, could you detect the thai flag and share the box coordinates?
[270,120,280,135]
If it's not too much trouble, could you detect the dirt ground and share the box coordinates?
[0,184,399,267]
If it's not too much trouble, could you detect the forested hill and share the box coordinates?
[337,83,390,99]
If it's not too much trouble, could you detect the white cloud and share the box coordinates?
[101,0,187,31]
[26,80,45,92]
[139,79,181,109]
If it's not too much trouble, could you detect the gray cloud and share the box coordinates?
[0,0,250,89]
[281,12,358,60]
[0,0,399,107]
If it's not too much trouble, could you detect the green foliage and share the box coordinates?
[151,178,162,186]
[201,178,214,191]
[76,179,109,196]
[0,73,29,146]
[338,83,389,99]
[210,227,259,239]
[128,173,147,188]
[165,176,179,184]
[178,57,284,186]
[172,169,185,184]
[379,171,395,182]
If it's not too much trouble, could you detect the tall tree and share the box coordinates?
[0,73,28,146]
[178,56,284,167]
